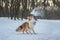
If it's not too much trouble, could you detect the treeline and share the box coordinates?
[0,0,60,20]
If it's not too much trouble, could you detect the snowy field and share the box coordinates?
[0,17,60,40]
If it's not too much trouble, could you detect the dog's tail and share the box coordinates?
[16,25,22,32]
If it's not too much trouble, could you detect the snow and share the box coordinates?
[0,17,60,40]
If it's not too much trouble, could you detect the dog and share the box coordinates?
[16,22,29,34]
[16,16,36,34]
[27,16,36,34]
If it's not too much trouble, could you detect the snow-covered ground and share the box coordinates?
[0,17,60,40]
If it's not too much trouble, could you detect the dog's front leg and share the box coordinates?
[26,30,29,34]
[28,29,32,34]
[32,28,36,34]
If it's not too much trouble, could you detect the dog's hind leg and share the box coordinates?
[22,28,25,34]
[22,30,24,34]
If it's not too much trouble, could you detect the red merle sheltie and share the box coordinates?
[16,16,36,34]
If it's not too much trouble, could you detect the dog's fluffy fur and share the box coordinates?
[16,16,36,34]
[16,22,29,33]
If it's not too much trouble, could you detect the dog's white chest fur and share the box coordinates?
[27,18,36,29]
